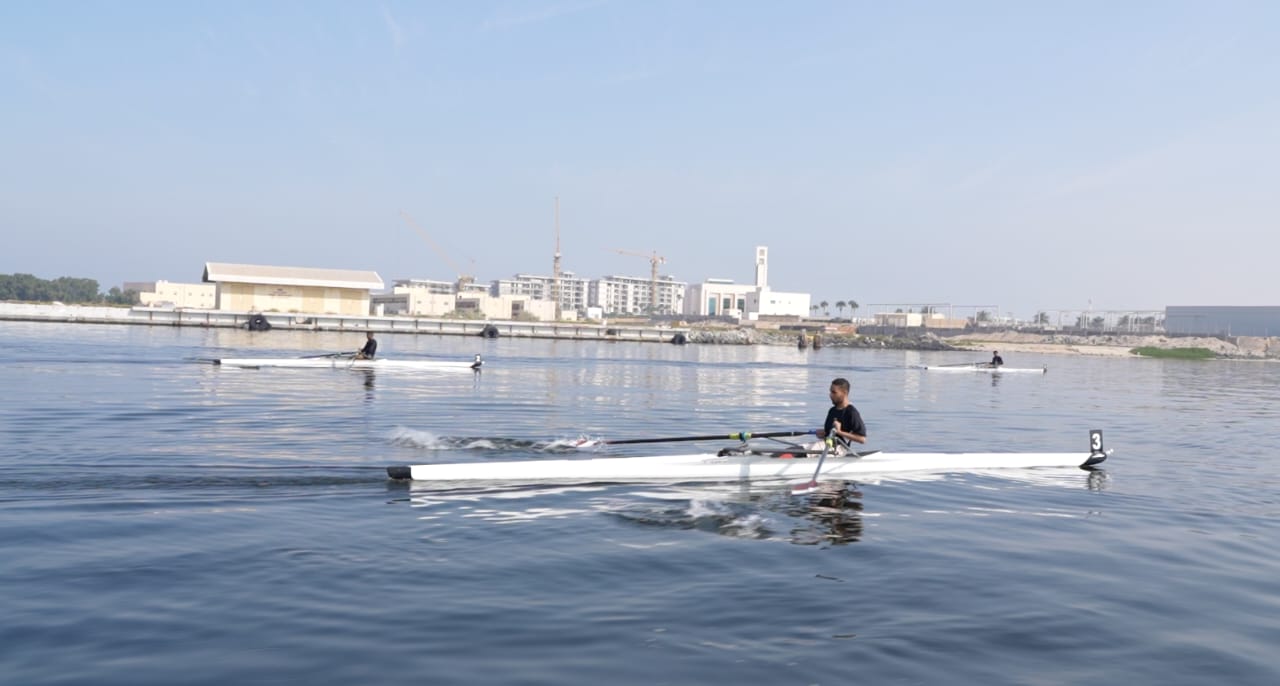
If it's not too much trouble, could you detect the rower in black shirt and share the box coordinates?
[990,350,1004,367]
[355,332,378,360]
[816,377,867,455]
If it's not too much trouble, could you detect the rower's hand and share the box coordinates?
[832,420,842,435]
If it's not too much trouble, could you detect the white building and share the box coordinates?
[375,278,555,321]
[687,278,756,317]
[131,280,216,309]
[202,262,383,315]
[684,246,810,319]
[393,278,455,295]
[747,289,811,318]
[589,274,687,316]
[491,272,589,315]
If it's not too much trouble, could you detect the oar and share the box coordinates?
[937,361,983,367]
[300,352,353,359]
[792,437,834,494]
[600,430,813,446]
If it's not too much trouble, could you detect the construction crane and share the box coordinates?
[399,210,475,288]
[552,197,562,320]
[614,248,667,315]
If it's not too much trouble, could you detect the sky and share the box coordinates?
[2,1,1276,318]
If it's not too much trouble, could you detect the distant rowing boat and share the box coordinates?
[922,363,1046,374]
[388,431,1109,484]
[215,354,483,371]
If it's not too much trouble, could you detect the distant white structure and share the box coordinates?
[687,278,756,317]
[131,280,216,309]
[202,262,383,315]
[589,274,687,315]
[684,246,810,319]
[374,277,555,321]
[393,278,455,295]
[491,272,589,316]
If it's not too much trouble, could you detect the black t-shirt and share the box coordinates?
[360,338,377,358]
[824,404,866,445]
[992,354,1004,366]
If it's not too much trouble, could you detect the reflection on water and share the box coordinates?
[407,479,868,546]
[358,369,375,399]
[404,464,1106,547]
[784,482,865,545]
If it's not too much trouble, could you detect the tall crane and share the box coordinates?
[614,248,666,314]
[399,210,475,288]
[552,197,562,320]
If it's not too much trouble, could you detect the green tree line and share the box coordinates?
[0,273,139,305]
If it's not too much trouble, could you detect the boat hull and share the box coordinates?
[924,365,1046,374]
[216,357,480,371]
[388,449,1107,483]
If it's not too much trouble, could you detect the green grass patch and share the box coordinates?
[1130,346,1216,359]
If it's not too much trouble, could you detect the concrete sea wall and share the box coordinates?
[0,303,686,344]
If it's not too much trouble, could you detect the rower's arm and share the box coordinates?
[838,430,867,444]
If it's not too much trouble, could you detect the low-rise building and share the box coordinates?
[202,262,383,315]
[687,278,755,317]
[132,280,216,309]
[684,247,810,319]
[375,278,555,320]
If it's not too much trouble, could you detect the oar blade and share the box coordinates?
[791,479,821,495]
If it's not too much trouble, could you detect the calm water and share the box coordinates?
[2,322,1278,685]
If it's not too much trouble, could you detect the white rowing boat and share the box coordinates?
[216,354,483,371]
[388,431,1109,484]
[924,364,1046,374]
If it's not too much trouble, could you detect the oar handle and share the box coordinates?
[604,430,813,445]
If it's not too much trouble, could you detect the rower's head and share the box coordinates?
[366,331,375,340]
[829,377,850,405]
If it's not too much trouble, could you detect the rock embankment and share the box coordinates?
[949,330,1280,360]
[685,326,1280,359]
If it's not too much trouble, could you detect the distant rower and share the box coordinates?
[355,332,378,360]
[991,350,1004,367]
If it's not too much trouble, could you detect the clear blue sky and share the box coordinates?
[2,1,1276,317]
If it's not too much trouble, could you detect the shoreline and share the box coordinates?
[695,327,1280,360]
[4,302,1277,359]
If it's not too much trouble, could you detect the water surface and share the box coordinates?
[2,322,1278,684]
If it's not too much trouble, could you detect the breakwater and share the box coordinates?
[0,303,686,343]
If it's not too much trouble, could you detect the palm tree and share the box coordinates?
[835,300,846,317]
[820,300,830,316]
[976,310,992,323]
[1034,311,1050,325]
[810,304,820,317]
[848,300,859,320]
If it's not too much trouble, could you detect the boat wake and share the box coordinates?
[406,480,867,546]
[390,426,596,453]
[605,496,776,540]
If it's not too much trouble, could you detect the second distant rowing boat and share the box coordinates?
[922,363,1046,374]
